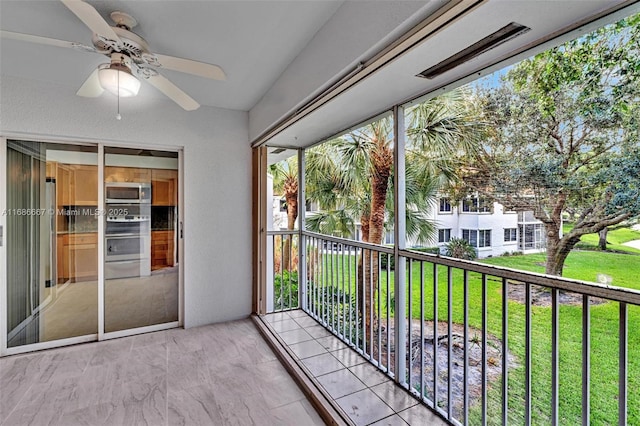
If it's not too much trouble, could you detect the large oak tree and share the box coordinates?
[465,13,640,276]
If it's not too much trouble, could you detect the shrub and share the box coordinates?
[274,270,299,310]
[444,238,477,260]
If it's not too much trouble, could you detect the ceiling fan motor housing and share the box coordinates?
[109,52,134,72]
[92,25,150,59]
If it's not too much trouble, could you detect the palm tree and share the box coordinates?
[304,88,484,344]
[270,157,298,271]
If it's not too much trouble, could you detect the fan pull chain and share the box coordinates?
[116,69,122,120]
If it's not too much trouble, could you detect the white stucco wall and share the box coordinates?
[0,75,251,328]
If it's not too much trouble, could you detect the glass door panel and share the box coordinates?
[104,147,179,332]
[6,140,98,347]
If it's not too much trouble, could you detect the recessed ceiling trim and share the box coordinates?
[251,0,486,148]
[418,22,531,79]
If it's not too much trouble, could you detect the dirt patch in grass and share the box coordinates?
[376,319,517,420]
[507,282,606,307]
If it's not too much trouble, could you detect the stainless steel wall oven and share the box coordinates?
[104,184,152,279]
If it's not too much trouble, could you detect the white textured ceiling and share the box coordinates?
[0,0,343,111]
[1,0,638,146]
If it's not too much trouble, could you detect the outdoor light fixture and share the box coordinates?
[418,22,531,79]
[98,63,141,97]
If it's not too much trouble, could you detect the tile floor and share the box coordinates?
[263,310,447,426]
[0,319,324,426]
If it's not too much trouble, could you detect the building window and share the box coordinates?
[478,230,491,247]
[462,229,491,247]
[438,228,451,243]
[385,230,395,245]
[519,223,546,250]
[462,229,477,247]
[461,197,492,213]
[504,228,517,242]
[439,198,452,213]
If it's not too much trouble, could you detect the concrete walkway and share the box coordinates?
[622,239,640,250]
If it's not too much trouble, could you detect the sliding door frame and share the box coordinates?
[0,137,7,356]
[0,135,184,355]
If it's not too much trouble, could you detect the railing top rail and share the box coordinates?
[269,229,640,305]
[303,230,395,254]
[401,248,640,306]
[267,230,299,236]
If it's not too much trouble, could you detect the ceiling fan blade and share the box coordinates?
[146,73,200,111]
[0,30,95,52]
[76,68,104,97]
[150,53,226,80]
[61,0,121,44]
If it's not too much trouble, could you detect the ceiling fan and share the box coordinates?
[0,0,226,111]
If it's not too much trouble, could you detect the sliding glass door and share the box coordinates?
[103,147,180,333]
[2,139,181,354]
[5,140,98,348]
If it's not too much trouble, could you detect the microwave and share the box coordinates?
[105,182,151,204]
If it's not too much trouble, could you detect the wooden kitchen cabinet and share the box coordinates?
[151,169,178,206]
[58,233,98,282]
[69,165,98,205]
[105,166,151,183]
[56,164,71,207]
[151,230,175,270]
[57,234,68,283]
[46,161,56,179]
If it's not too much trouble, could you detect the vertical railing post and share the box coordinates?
[551,288,559,426]
[298,148,306,311]
[619,302,628,426]
[393,105,407,384]
[582,295,590,426]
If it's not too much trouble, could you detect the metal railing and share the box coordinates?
[265,230,639,425]
[304,232,396,375]
[266,231,300,313]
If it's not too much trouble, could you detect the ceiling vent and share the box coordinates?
[270,148,287,154]
[418,22,531,79]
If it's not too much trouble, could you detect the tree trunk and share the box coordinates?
[544,223,581,276]
[357,213,370,339]
[282,179,298,272]
[364,143,393,350]
[598,228,608,251]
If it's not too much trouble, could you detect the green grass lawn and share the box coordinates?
[564,224,640,254]
[306,248,640,425]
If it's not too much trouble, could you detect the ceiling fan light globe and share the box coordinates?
[98,67,141,97]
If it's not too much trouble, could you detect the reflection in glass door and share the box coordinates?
[4,141,180,351]
[104,147,179,333]
[6,140,98,347]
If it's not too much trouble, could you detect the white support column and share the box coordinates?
[97,144,105,340]
[297,148,307,311]
[0,137,7,356]
[393,105,407,383]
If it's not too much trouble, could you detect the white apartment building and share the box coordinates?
[429,196,547,258]
[271,190,547,259]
